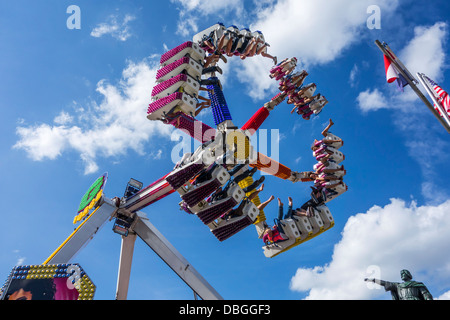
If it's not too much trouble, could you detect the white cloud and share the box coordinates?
[12,250,26,266]
[290,198,450,299]
[172,0,244,17]
[400,22,447,83]
[169,0,400,100]
[170,0,245,37]
[53,111,73,125]
[250,0,397,65]
[14,124,74,161]
[14,58,173,175]
[437,291,450,300]
[356,88,389,112]
[349,64,359,87]
[91,14,136,41]
[396,21,448,103]
[151,149,163,160]
[230,0,400,99]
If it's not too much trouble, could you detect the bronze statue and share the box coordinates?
[365,269,433,300]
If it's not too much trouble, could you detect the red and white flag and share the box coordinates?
[384,55,399,83]
[383,55,408,91]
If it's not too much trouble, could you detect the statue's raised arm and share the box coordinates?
[365,269,433,300]
[364,278,387,286]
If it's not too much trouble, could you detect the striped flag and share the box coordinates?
[422,75,450,117]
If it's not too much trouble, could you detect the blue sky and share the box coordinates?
[1,0,450,300]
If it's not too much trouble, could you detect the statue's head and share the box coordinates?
[401,269,413,281]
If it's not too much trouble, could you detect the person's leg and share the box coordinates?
[293,208,308,217]
[260,51,277,65]
[277,198,284,221]
[243,176,265,193]
[216,33,229,53]
[228,163,247,177]
[321,118,334,137]
[233,166,257,184]
[285,197,293,219]
[290,104,300,114]
[247,183,264,201]
[233,200,247,216]
[203,55,218,69]
[195,102,210,116]
[225,37,235,55]
[172,116,181,128]
[247,40,259,57]
[321,175,342,181]
[325,181,343,189]
[241,38,256,57]
[203,39,215,52]
[322,166,344,174]
[257,195,275,211]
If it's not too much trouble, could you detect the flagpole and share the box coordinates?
[416,72,450,129]
[375,40,450,134]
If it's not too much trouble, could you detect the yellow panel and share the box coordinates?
[238,176,266,224]
[268,223,335,258]
[73,190,103,224]
[225,130,251,161]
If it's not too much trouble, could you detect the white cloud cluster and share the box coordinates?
[233,0,400,99]
[14,58,172,175]
[170,0,245,37]
[356,88,388,113]
[90,14,136,41]
[251,0,397,65]
[169,0,400,100]
[290,198,450,299]
[400,22,447,84]
[174,0,244,16]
